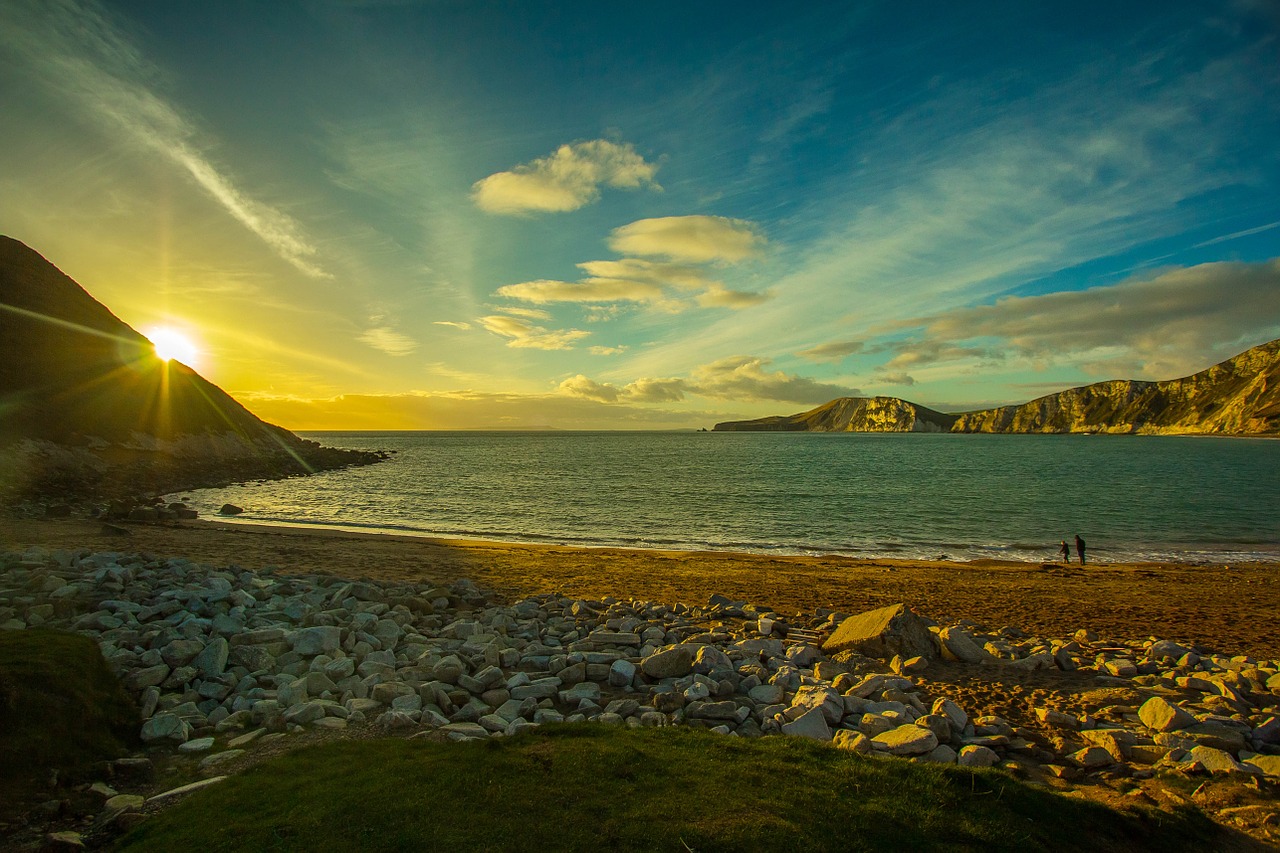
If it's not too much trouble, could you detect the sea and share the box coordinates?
[173,431,1280,564]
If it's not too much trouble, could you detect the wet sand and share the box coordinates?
[3,516,1278,660]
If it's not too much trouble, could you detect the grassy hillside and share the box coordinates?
[117,725,1221,852]
[0,629,139,805]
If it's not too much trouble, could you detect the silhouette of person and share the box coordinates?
[1075,535,1086,566]
[1059,540,1070,563]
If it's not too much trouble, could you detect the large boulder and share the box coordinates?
[872,724,938,756]
[293,626,341,656]
[1138,696,1196,732]
[822,604,936,660]
[640,646,694,679]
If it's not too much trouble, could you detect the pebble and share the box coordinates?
[3,544,1279,822]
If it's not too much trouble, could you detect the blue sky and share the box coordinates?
[2,0,1279,428]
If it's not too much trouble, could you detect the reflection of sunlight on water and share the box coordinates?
[173,432,1280,565]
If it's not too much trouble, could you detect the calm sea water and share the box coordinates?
[175,431,1280,564]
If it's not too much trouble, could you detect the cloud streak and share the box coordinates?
[886,259,1280,379]
[0,0,327,277]
[478,315,589,350]
[496,222,771,313]
[558,355,857,406]
[358,326,418,356]
[472,139,660,214]
[608,216,765,263]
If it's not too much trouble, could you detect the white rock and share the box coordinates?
[1184,745,1251,776]
[781,707,832,741]
[177,737,215,753]
[293,626,341,656]
[957,745,1000,768]
[873,724,938,756]
[790,684,845,725]
[140,712,191,744]
[1138,696,1196,732]
[609,658,637,687]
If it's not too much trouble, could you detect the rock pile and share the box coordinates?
[3,547,1280,802]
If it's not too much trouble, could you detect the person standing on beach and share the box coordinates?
[1075,535,1086,566]
[1059,540,1071,563]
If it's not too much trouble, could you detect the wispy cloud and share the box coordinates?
[589,345,627,356]
[433,321,472,330]
[797,340,865,362]
[1192,220,1280,248]
[472,139,660,214]
[496,224,771,313]
[495,306,553,320]
[358,326,418,356]
[608,216,765,263]
[559,355,858,406]
[477,314,589,350]
[497,278,666,307]
[620,42,1277,380]
[0,0,327,277]
[885,259,1280,380]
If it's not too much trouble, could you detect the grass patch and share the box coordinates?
[0,629,139,803]
[117,725,1220,852]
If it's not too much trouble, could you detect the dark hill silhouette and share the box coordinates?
[0,237,382,500]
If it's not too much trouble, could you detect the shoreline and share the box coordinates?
[162,510,1280,567]
[3,515,1279,659]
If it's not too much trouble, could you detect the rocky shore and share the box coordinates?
[3,544,1280,848]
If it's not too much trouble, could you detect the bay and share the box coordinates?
[176,431,1280,564]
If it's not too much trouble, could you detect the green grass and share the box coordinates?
[117,725,1220,852]
[0,628,139,801]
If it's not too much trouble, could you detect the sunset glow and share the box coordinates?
[146,327,199,368]
[1,2,1277,430]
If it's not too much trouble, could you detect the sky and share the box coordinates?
[2,0,1279,430]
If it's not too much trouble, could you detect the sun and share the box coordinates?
[145,327,200,367]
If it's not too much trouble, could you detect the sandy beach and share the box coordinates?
[3,516,1277,661]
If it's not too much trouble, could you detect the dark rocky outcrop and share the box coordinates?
[714,340,1280,436]
[0,237,384,501]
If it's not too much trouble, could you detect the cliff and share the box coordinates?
[951,340,1280,435]
[0,237,383,500]
[712,339,1280,436]
[714,396,958,433]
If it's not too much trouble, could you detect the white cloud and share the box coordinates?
[557,374,620,402]
[358,326,418,356]
[688,356,858,403]
[888,259,1280,378]
[495,306,553,320]
[433,321,472,330]
[608,216,765,263]
[496,251,770,313]
[0,0,327,277]
[557,374,687,404]
[558,356,857,407]
[622,377,687,403]
[478,315,589,350]
[696,283,772,308]
[472,139,659,214]
[496,278,666,306]
[797,340,865,362]
[589,345,627,356]
[616,45,1277,381]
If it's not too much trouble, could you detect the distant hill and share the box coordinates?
[713,340,1280,436]
[0,237,382,500]
[714,396,957,433]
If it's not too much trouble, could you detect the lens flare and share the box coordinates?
[145,327,199,366]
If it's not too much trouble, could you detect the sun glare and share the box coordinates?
[146,327,200,367]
